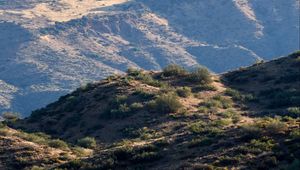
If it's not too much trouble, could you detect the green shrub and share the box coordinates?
[217,109,237,118]
[15,132,50,145]
[212,95,233,109]
[150,94,183,113]
[0,128,10,136]
[249,138,276,151]
[218,156,241,166]
[187,67,212,84]
[48,139,69,149]
[136,73,167,87]
[131,151,161,163]
[188,137,213,148]
[130,102,144,111]
[127,67,142,77]
[201,96,233,110]
[287,107,300,117]
[112,95,128,105]
[2,112,20,121]
[162,64,188,77]
[133,88,155,99]
[77,137,97,149]
[110,104,132,118]
[225,88,256,102]
[211,119,232,127]
[176,87,192,98]
[192,84,217,92]
[289,129,300,140]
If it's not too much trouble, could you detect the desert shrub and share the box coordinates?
[15,131,50,145]
[48,139,69,149]
[249,138,276,151]
[287,107,300,117]
[133,88,155,99]
[112,95,128,105]
[72,146,91,157]
[110,104,132,118]
[136,72,167,87]
[77,137,97,149]
[261,88,300,108]
[176,87,192,98]
[211,119,232,127]
[225,88,256,102]
[30,166,44,170]
[192,84,217,92]
[162,64,188,77]
[130,102,144,111]
[289,129,300,140]
[0,128,10,136]
[149,94,183,114]
[188,137,213,148]
[189,121,223,137]
[131,151,161,163]
[217,109,236,118]
[198,106,211,114]
[201,96,233,110]
[2,112,20,121]
[212,95,233,109]
[217,156,241,166]
[127,67,142,77]
[113,146,134,161]
[187,67,212,84]
[242,117,288,137]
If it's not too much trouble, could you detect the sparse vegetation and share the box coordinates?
[2,52,299,169]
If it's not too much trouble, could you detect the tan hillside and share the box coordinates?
[3,51,300,169]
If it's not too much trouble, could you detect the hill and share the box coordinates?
[2,51,299,169]
[0,0,299,115]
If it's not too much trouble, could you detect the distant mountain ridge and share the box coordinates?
[0,0,299,115]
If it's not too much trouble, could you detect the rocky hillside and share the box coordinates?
[0,0,299,115]
[1,51,298,169]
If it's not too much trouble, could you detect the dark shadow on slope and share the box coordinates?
[221,51,300,118]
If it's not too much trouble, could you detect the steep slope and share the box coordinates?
[10,52,300,169]
[0,0,299,116]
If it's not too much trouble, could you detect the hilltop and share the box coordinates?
[0,51,298,169]
[0,0,299,115]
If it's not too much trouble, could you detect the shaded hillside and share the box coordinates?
[6,52,300,169]
[0,0,299,115]
[0,125,92,170]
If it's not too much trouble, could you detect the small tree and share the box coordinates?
[77,137,97,149]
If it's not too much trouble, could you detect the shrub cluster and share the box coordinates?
[148,93,183,114]
[162,64,188,77]
[187,67,212,84]
[77,137,97,149]
[176,87,192,98]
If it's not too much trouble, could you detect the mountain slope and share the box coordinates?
[0,0,299,115]
[7,51,300,170]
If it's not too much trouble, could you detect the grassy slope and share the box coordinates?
[3,51,300,169]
